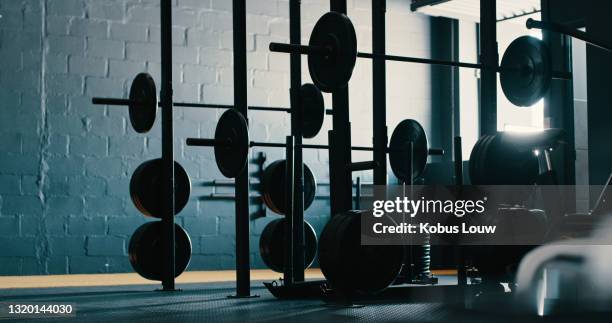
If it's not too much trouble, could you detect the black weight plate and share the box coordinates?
[259,218,318,273]
[469,133,540,185]
[129,73,157,133]
[300,83,325,139]
[468,135,487,184]
[308,12,357,92]
[500,36,552,107]
[489,133,540,185]
[130,159,191,218]
[389,119,429,183]
[318,211,403,295]
[261,160,317,215]
[215,109,249,178]
[128,222,192,281]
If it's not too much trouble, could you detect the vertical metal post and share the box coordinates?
[479,0,497,136]
[160,0,176,292]
[289,0,305,283]
[283,136,295,284]
[454,136,463,186]
[372,0,387,186]
[231,0,252,298]
[453,136,467,286]
[329,0,352,215]
[355,177,361,210]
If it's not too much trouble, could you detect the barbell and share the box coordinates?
[91,73,330,139]
[269,11,572,107]
[186,109,443,182]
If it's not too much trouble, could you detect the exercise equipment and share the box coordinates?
[269,12,571,106]
[187,109,443,180]
[130,159,191,218]
[259,218,317,273]
[469,129,564,185]
[318,211,404,295]
[389,119,430,182]
[500,36,551,107]
[128,222,192,281]
[261,160,316,215]
[92,74,328,139]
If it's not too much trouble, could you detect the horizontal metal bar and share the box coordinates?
[185,138,218,147]
[269,42,331,56]
[527,18,612,52]
[428,148,445,156]
[357,52,483,70]
[347,161,379,172]
[93,98,333,115]
[92,98,133,106]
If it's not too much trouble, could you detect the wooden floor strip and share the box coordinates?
[0,269,456,289]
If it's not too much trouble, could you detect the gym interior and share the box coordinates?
[1,0,611,322]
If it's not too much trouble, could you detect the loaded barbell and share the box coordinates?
[269,11,572,107]
[91,73,330,138]
[186,109,443,182]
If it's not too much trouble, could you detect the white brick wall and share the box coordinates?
[0,0,432,274]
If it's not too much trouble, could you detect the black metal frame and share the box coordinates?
[159,0,176,292]
[94,0,500,297]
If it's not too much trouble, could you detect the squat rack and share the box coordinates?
[146,0,499,295]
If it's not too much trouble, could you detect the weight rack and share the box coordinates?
[264,0,496,301]
[90,0,499,297]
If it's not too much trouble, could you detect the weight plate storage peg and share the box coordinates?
[214,109,250,178]
[128,222,192,281]
[300,83,325,139]
[259,218,318,273]
[389,119,429,182]
[318,211,404,295]
[128,73,157,133]
[130,159,192,218]
[308,12,358,92]
[500,36,552,107]
[261,160,317,215]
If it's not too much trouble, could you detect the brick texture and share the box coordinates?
[0,0,432,275]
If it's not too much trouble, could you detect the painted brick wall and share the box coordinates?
[0,0,432,275]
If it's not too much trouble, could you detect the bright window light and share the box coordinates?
[504,124,544,133]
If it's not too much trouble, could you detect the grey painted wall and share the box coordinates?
[0,0,433,275]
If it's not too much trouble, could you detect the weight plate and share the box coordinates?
[500,36,552,107]
[300,83,325,139]
[318,211,404,295]
[261,160,317,215]
[259,218,318,273]
[469,133,539,185]
[389,119,429,183]
[130,159,191,218]
[308,12,357,92]
[129,73,157,133]
[128,222,192,281]
[215,109,249,178]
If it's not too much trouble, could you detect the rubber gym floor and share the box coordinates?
[1,271,609,322]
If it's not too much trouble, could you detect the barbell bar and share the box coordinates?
[268,11,572,107]
[269,43,571,79]
[91,73,330,138]
[185,109,443,181]
[91,97,334,115]
[185,137,443,155]
[526,18,612,53]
